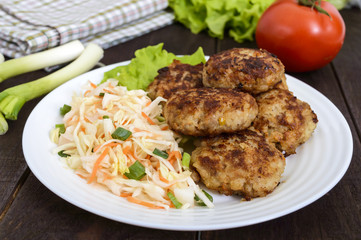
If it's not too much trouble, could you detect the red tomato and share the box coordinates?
[255,0,345,72]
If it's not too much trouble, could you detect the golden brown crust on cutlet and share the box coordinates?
[191,129,285,199]
[163,88,258,136]
[253,89,318,156]
[147,60,203,100]
[202,48,287,94]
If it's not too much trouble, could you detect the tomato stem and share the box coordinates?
[298,0,331,19]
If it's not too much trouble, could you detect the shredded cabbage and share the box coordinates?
[51,79,214,209]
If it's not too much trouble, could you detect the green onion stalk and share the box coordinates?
[0,40,84,83]
[0,53,4,64]
[0,43,104,135]
[124,160,146,180]
[0,112,7,134]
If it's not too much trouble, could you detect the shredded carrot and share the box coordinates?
[164,195,175,208]
[123,145,136,159]
[167,151,182,165]
[133,127,147,132]
[66,115,79,125]
[104,89,115,94]
[83,90,91,97]
[122,174,129,179]
[107,82,115,88]
[87,148,110,184]
[94,142,121,152]
[120,192,132,197]
[93,145,101,152]
[76,173,87,179]
[84,116,93,123]
[146,101,152,107]
[89,81,97,89]
[93,100,102,105]
[102,173,113,182]
[133,127,161,138]
[141,112,155,125]
[161,126,169,131]
[122,145,132,155]
[158,170,169,183]
[126,196,164,209]
[174,151,182,159]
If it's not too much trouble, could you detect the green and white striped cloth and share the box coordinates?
[0,0,174,58]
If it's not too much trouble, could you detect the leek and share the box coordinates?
[0,113,8,134]
[0,40,84,83]
[0,43,104,135]
[0,53,4,64]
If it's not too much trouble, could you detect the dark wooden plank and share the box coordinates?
[0,173,197,240]
[0,23,217,239]
[0,70,48,216]
[332,8,361,138]
[101,22,217,65]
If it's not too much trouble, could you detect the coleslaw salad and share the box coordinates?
[50,79,213,209]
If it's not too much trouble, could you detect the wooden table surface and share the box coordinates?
[0,8,360,240]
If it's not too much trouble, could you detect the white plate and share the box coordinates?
[23,61,353,231]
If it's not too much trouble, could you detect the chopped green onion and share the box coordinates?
[124,160,146,180]
[195,190,213,206]
[111,127,132,141]
[181,152,191,169]
[55,123,66,134]
[58,150,70,158]
[167,192,183,209]
[153,148,168,159]
[102,115,109,119]
[0,43,103,134]
[179,135,193,145]
[156,115,165,122]
[60,104,71,116]
[99,92,105,97]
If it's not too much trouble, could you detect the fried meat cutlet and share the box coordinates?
[147,59,204,100]
[191,129,286,199]
[202,48,287,94]
[163,88,258,136]
[252,89,318,156]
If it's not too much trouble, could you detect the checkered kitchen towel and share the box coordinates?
[0,0,174,58]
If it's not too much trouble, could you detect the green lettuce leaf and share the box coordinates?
[168,0,274,43]
[101,43,205,90]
